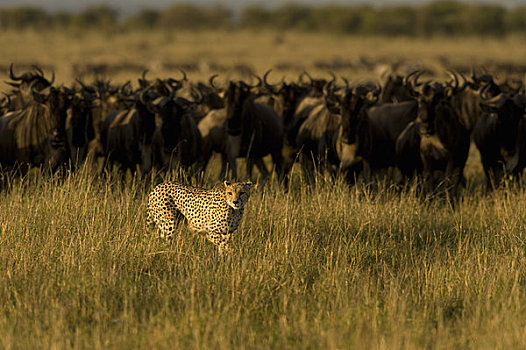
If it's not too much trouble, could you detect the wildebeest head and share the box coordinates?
[340,83,380,145]
[380,74,414,103]
[274,82,309,127]
[195,74,224,110]
[8,64,55,109]
[470,71,501,97]
[8,64,54,91]
[299,71,336,97]
[406,72,447,134]
[444,71,468,97]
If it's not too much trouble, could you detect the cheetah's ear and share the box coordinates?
[245,181,254,188]
[224,180,231,186]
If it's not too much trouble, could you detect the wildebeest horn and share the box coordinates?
[142,69,149,82]
[178,68,187,82]
[263,69,282,87]
[209,74,219,89]
[9,63,23,81]
[446,70,467,94]
[328,72,336,85]
[404,70,425,88]
[405,70,427,95]
[76,77,86,88]
[240,75,261,89]
[447,70,459,90]
[120,81,132,96]
[248,73,263,88]
[5,81,20,88]
[32,65,44,77]
[139,88,153,105]
[299,71,313,84]
[49,70,55,85]
[341,76,350,89]
[482,92,508,109]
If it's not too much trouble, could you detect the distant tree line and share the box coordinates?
[1,1,526,36]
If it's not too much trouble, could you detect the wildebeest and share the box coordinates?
[0,83,71,174]
[358,98,418,182]
[221,80,284,180]
[65,81,97,170]
[86,79,133,166]
[402,73,470,198]
[295,80,345,181]
[473,91,526,188]
[100,88,157,177]
[262,72,311,186]
[380,73,414,103]
[149,90,203,173]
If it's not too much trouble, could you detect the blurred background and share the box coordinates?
[1,0,526,86]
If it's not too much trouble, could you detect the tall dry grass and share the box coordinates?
[1,29,526,349]
[0,162,525,349]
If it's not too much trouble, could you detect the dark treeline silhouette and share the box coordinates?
[1,1,526,37]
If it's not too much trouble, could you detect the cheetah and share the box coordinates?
[146,180,253,254]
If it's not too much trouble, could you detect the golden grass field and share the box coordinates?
[1,30,526,349]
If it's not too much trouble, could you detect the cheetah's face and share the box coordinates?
[224,181,253,210]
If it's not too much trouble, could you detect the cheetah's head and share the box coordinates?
[224,181,253,210]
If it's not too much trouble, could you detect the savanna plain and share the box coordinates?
[1,30,526,349]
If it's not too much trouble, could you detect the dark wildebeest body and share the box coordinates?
[358,100,419,181]
[85,81,131,166]
[296,99,341,180]
[473,93,526,188]
[66,91,95,170]
[150,96,202,173]
[100,94,156,176]
[222,81,284,180]
[398,73,471,199]
[0,86,70,174]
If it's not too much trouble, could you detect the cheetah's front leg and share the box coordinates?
[207,232,232,255]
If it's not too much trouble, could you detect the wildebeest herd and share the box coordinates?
[1,64,525,199]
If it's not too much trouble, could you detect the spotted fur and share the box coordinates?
[147,180,253,253]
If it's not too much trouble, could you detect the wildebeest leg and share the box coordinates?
[254,157,270,178]
[422,156,435,197]
[279,145,297,188]
[226,153,238,180]
[299,152,315,185]
[270,150,284,184]
[444,161,464,203]
[363,160,372,183]
[218,153,230,180]
[246,157,256,179]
